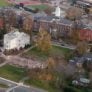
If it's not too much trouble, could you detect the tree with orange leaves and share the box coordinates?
[36,27,52,53]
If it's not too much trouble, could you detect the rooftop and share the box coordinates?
[38,16,73,25]
[4,29,28,40]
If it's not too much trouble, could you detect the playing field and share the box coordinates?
[0,0,9,6]
[27,4,49,10]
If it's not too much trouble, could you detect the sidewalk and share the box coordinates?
[52,41,76,50]
[18,45,36,56]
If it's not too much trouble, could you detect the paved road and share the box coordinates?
[0,77,17,87]
[0,88,6,92]
[0,77,47,92]
[52,42,76,50]
[8,86,47,92]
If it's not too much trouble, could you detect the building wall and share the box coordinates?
[34,19,73,38]
[79,29,92,41]
[4,32,30,50]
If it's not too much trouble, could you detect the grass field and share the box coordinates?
[22,45,71,61]
[0,0,9,7]
[0,64,26,82]
[25,78,60,92]
[27,4,49,10]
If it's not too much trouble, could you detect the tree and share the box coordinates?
[0,9,17,36]
[89,72,92,82]
[23,16,33,40]
[36,27,52,53]
[44,7,53,15]
[76,41,89,56]
[34,8,40,13]
[23,16,33,36]
[3,9,17,32]
[46,57,56,71]
[66,7,84,20]
[71,29,80,44]
[85,7,90,14]
[46,57,67,88]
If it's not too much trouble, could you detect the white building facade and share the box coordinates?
[4,30,30,50]
[54,6,66,18]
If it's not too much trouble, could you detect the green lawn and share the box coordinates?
[0,0,9,7]
[0,64,26,82]
[25,79,61,92]
[27,4,49,10]
[22,45,71,61]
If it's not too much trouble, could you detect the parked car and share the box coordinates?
[72,78,90,87]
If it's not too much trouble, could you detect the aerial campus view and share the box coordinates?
[0,0,92,92]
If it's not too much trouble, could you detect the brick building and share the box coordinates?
[34,16,74,38]
[79,29,92,42]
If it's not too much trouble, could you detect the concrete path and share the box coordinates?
[18,45,36,56]
[52,42,76,50]
[0,62,8,67]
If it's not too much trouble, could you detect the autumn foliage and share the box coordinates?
[23,16,33,35]
[76,41,89,55]
[36,27,52,53]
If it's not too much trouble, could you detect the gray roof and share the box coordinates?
[34,12,47,18]
[77,53,92,64]
[60,18,73,25]
[70,53,92,64]
[39,16,59,21]
[83,53,92,59]
[38,16,73,25]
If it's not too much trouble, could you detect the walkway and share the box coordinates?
[52,41,76,50]
[18,45,36,56]
[0,62,8,67]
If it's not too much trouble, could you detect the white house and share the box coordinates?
[4,29,30,50]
